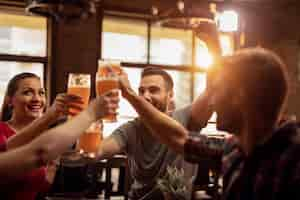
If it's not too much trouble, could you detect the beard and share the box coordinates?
[148,96,169,113]
[152,101,168,113]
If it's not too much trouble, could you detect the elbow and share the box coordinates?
[33,144,52,167]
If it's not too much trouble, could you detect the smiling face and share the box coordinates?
[10,77,46,121]
[138,74,173,113]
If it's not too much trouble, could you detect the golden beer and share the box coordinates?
[67,73,91,117]
[67,87,90,115]
[96,60,122,122]
[96,78,119,96]
[78,121,102,157]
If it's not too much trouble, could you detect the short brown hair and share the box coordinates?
[141,67,174,91]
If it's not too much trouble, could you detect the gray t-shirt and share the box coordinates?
[111,106,198,199]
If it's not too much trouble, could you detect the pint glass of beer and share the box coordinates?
[78,121,103,158]
[96,60,122,122]
[67,73,91,117]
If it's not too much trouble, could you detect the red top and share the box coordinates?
[0,122,50,200]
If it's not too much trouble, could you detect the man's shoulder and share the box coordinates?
[110,118,145,141]
[113,118,141,131]
[172,105,191,119]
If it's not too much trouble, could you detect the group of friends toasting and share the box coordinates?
[1,47,300,200]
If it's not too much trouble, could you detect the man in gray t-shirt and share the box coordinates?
[97,67,197,199]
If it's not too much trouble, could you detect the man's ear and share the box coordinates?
[168,90,174,99]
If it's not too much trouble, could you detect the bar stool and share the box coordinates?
[104,155,131,200]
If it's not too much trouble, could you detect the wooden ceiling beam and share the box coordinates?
[0,0,25,7]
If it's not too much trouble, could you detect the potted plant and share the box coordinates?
[157,166,188,200]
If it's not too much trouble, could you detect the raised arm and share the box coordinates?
[0,92,119,179]
[0,108,96,179]
[188,92,213,131]
[7,93,83,149]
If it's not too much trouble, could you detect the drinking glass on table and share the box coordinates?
[78,121,103,158]
[67,73,91,117]
[96,60,122,122]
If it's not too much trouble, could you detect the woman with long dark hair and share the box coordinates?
[0,72,84,200]
[0,93,117,180]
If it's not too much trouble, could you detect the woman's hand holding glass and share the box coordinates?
[46,93,84,121]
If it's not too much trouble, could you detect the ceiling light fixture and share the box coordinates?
[26,0,100,21]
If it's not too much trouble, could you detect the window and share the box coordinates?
[0,13,47,56]
[219,33,234,56]
[0,13,47,105]
[195,38,213,68]
[102,16,147,63]
[118,67,141,119]
[166,70,192,108]
[0,61,44,104]
[193,72,218,133]
[150,25,193,66]
[194,72,207,97]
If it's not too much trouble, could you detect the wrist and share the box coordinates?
[82,109,97,124]
[123,87,137,100]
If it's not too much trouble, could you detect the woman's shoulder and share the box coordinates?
[0,121,9,128]
[0,121,15,138]
[0,122,10,150]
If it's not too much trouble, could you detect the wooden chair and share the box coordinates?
[104,155,132,200]
[192,158,222,200]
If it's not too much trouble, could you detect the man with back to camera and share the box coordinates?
[119,47,300,199]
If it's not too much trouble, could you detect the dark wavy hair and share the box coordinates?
[0,72,40,122]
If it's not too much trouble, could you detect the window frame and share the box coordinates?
[0,8,48,102]
[101,14,209,103]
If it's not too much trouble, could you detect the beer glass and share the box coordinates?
[67,73,91,117]
[96,60,122,122]
[78,121,103,158]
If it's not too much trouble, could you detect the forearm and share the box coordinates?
[125,92,188,153]
[184,135,225,164]
[7,111,57,149]
[0,145,38,179]
[188,92,213,131]
[29,110,95,164]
